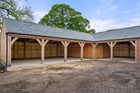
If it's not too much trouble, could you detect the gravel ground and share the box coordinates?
[0,60,140,93]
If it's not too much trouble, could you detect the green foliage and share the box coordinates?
[0,17,2,31]
[0,0,33,21]
[0,0,34,30]
[88,29,96,34]
[39,4,92,33]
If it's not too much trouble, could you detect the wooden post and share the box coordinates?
[41,39,45,63]
[7,36,11,67]
[92,43,98,60]
[7,36,18,66]
[130,41,137,62]
[36,39,49,64]
[107,42,116,60]
[79,42,85,60]
[110,42,113,60]
[61,41,70,62]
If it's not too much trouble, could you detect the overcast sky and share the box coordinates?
[21,0,140,32]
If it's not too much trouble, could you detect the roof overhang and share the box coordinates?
[6,32,94,43]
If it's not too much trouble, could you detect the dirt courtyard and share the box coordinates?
[1,60,140,93]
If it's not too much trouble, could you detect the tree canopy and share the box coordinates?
[88,29,96,34]
[0,0,34,30]
[39,4,95,33]
[0,0,33,21]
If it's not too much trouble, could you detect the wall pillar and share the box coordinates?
[61,41,70,62]
[135,41,137,63]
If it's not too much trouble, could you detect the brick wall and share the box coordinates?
[137,39,140,62]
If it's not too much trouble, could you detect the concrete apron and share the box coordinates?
[7,58,92,71]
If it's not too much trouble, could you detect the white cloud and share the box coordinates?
[90,16,140,32]
[110,5,118,10]
[33,10,49,23]
[90,18,118,32]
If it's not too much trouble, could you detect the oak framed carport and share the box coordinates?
[1,18,140,68]
[93,39,137,62]
[7,34,94,67]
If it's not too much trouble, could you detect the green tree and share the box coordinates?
[39,4,93,33]
[88,29,96,34]
[0,0,34,29]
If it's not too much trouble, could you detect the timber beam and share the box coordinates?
[130,41,136,47]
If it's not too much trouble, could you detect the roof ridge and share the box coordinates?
[48,26,91,35]
[3,18,92,36]
[93,25,140,35]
